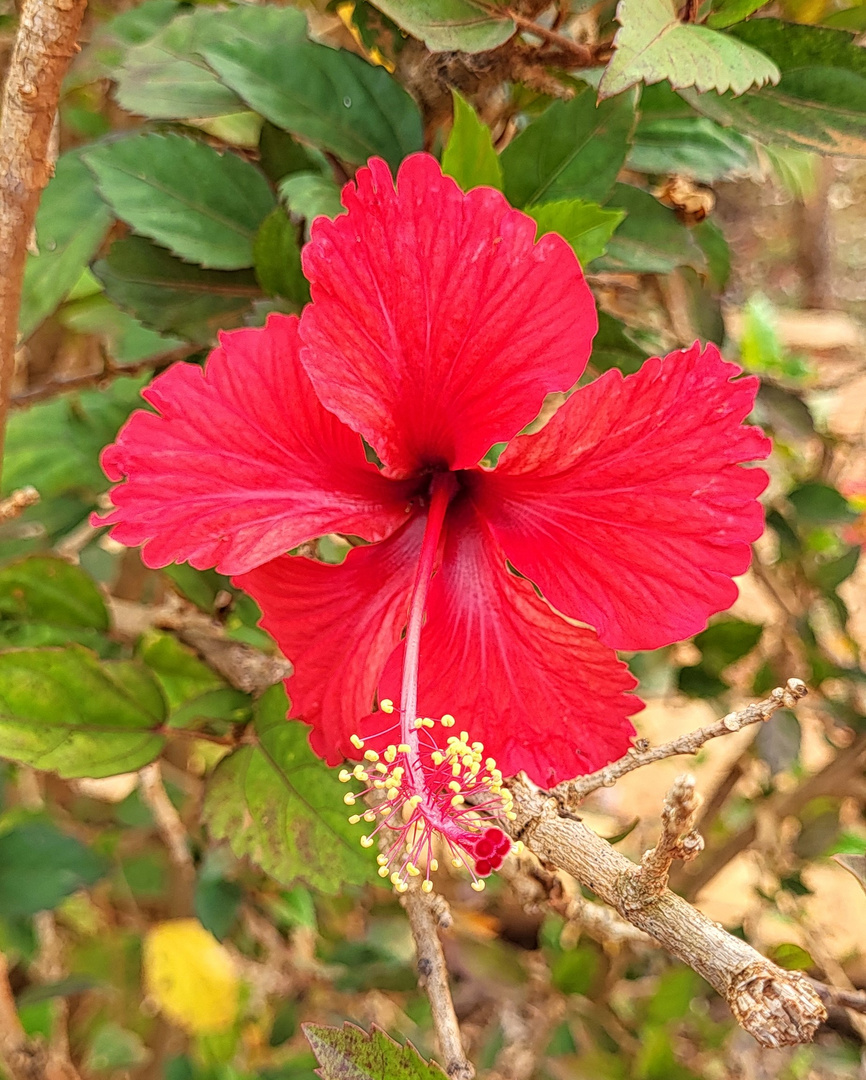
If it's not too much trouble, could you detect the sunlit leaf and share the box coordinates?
[253,207,309,305]
[0,557,108,630]
[527,199,624,265]
[370,0,514,52]
[304,1023,448,1080]
[441,91,503,192]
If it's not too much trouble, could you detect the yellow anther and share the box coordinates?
[380,698,394,713]
[429,859,439,873]
[513,841,525,854]
[414,718,424,729]
[353,765,368,781]
[506,811,517,821]
[431,751,445,766]
[375,762,388,774]
[387,787,399,800]
[470,762,480,775]
[472,741,483,751]
[451,794,465,807]
[338,769,352,783]
[407,863,420,877]
[373,779,385,789]
[460,730,469,743]
[448,780,461,793]
[360,836,374,848]
[452,762,462,777]
[343,793,356,806]
[350,734,364,749]
[384,745,397,763]
[451,858,463,869]
[348,814,362,824]
[441,714,455,727]
[378,866,390,877]
[364,750,380,762]
[471,880,486,893]
[421,879,433,893]
[390,871,402,885]
[423,718,435,728]
[376,854,388,865]
[392,766,404,779]
[395,880,409,894]
[408,795,423,809]
[398,744,411,754]
[485,757,496,770]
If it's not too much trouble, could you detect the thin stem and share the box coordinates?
[399,472,457,788]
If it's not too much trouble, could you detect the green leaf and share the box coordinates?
[0,557,108,630]
[114,8,248,120]
[527,199,624,265]
[693,618,763,675]
[138,631,223,712]
[788,482,859,524]
[19,152,112,339]
[199,6,423,170]
[598,0,780,99]
[677,665,728,699]
[85,134,275,270]
[628,116,758,182]
[0,823,108,917]
[253,208,309,306]
[823,5,866,31]
[594,183,706,274]
[93,236,259,345]
[0,646,166,778]
[59,293,185,365]
[590,312,649,375]
[202,685,370,894]
[706,0,771,30]
[279,172,345,224]
[304,1023,448,1080]
[682,20,866,155]
[441,91,503,192]
[810,547,861,592]
[370,0,514,52]
[769,943,815,971]
[502,85,637,207]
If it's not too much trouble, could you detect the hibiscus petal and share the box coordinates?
[370,499,640,787]
[473,342,771,651]
[299,153,596,477]
[235,516,424,765]
[99,313,416,574]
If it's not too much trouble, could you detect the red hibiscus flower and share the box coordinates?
[99,153,770,804]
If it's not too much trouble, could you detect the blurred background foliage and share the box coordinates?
[1,0,866,1077]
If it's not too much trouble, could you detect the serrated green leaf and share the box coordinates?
[199,6,422,170]
[0,647,166,778]
[0,557,108,630]
[19,152,112,339]
[502,85,637,206]
[93,236,259,345]
[0,823,108,917]
[599,0,780,99]
[279,172,345,224]
[441,91,503,192]
[304,1023,448,1080]
[370,0,514,52]
[202,685,369,894]
[253,208,309,306]
[527,199,624,265]
[114,8,248,120]
[594,183,706,274]
[85,134,274,270]
[682,20,866,156]
[59,293,185,364]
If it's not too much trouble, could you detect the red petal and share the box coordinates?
[234,517,424,765]
[299,153,596,476]
[474,342,771,650]
[98,314,416,574]
[372,499,640,787]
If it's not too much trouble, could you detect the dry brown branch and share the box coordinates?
[0,0,89,479]
[508,778,827,1048]
[0,485,38,521]
[632,773,704,899]
[557,679,808,808]
[401,885,474,1080]
[809,979,866,1017]
[0,952,40,1080]
[139,762,194,873]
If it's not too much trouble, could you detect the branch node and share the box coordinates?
[730,961,826,1048]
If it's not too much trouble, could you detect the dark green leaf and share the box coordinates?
[706,0,771,29]
[810,546,861,592]
[60,294,184,365]
[93,236,259,345]
[594,183,706,274]
[304,1023,448,1080]
[589,312,648,375]
[527,199,624,265]
[0,646,166,778]
[200,6,423,169]
[692,219,731,289]
[598,0,779,98]
[19,152,112,339]
[501,85,637,207]
[259,123,328,184]
[441,90,503,191]
[85,134,275,270]
[195,875,242,941]
[551,946,600,996]
[0,557,108,630]
[0,823,108,917]
[253,208,309,306]
[628,116,758,182]
[114,8,248,120]
[693,618,763,674]
[788,482,858,525]
[677,665,728,699]
[370,0,514,52]
[202,685,370,894]
[683,20,866,155]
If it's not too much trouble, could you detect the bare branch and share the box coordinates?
[0,486,38,522]
[809,979,866,1017]
[401,886,474,1080]
[139,762,194,874]
[631,774,704,900]
[508,778,827,1048]
[0,0,89,480]
[557,679,808,808]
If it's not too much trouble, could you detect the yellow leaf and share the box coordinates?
[143,919,239,1034]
